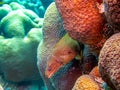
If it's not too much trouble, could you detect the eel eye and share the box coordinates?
[68,51,72,54]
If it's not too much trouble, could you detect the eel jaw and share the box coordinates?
[45,55,64,78]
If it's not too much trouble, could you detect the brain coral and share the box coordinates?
[104,0,120,31]
[0,4,43,82]
[55,0,105,45]
[98,32,120,90]
[0,10,38,38]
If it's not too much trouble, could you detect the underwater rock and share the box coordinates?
[82,54,98,74]
[0,10,38,38]
[104,0,120,31]
[98,32,120,90]
[37,2,82,90]
[72,75,100,90]
[55,0,105,46]
[0,6,44,82]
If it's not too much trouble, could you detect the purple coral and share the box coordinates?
[98,32,120,90]
[104,0,120,32]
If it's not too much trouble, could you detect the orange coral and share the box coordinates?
[89,66,101,78]
[55,0,105,46]
[72,75,100,90]
[89,66,104,88]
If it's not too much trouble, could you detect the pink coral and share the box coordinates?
[104,0,120,32]
[99,33,120,90]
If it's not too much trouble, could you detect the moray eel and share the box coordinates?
[55,0,105,46]
[45,34,83,78]
[37,2,65,90]
[37,2,83,90]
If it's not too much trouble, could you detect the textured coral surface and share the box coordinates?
[72,75,100,90]
[104,0,120,31]
[55,0,105,45]
[0,2,43,83]
[99,33,120,90]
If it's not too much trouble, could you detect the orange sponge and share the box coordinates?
[72,75,100,90]
[55,0,105,46]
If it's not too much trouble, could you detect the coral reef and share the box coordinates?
[1,0,46,17]
[55,0,105,46]
[0,10,38,38]
[98,32,120,90]
[1,0,54,18]
[9,2,25,10]
[20,0,45,17]
[89,66,101,78]
[104,0,120,32]
[72,66,107,90]
[89,66,105,89]
[36,0,120,90]
[0,4,12,21]
[37,0,120,90]
[37,2,66,90]
[0,2,43,82]
[72,75,100,90]
[37,2,83,90]
[82,54,98,74]
[0,0,120,89]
